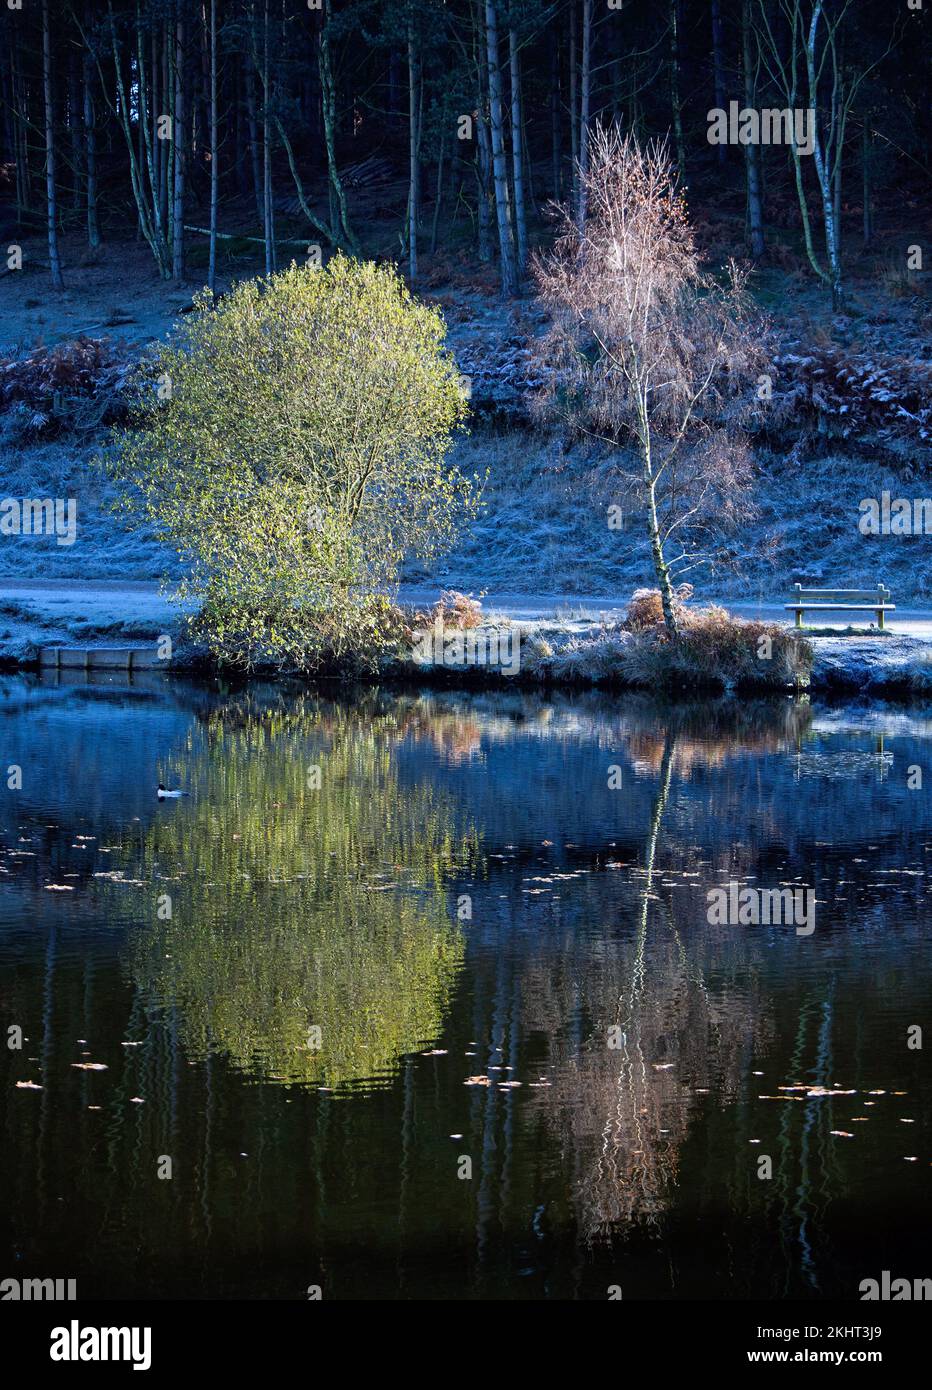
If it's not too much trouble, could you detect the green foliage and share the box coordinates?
[119,692,478,1089]
[106,256,476,671]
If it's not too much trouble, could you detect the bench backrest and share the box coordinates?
[789,583,892,604]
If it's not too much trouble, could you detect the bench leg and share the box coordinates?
[877,609,885,630]
[795,610,802,628]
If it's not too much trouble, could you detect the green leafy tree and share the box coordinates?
[107,255,476,671]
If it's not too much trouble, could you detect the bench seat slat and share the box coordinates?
[784,603,896,611]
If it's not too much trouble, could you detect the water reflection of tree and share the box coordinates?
[546,723,774,1245]
[460,701,813,1253]
[123,694,480,1089]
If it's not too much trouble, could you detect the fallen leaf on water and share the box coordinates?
[44,884,75,892]
[130,1097,145,1104]
[829,1130,854,1138]
[464,1075,491,1086]
[15,1080,42,1090]
[421,1049,448,1056]
[71,1062,108,1071]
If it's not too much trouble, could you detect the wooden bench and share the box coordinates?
[785,583,895,630]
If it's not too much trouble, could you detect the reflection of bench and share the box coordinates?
[785,583,894,630]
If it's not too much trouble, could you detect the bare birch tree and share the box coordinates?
[534,128,765,635]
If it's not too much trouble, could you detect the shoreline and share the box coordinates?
[2,628,932,701]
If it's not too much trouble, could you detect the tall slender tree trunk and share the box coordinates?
[172,8,186,283]
[84,5,101,249]
[69,54,83,211]
[549,22,561,199]
[262,0,274,276]
[208,0,218,290]
[577,0,592,225]
[741,0,765,258]
[508,27,527,272]
[42,0,65,289]
[861,119,872,248]
[569,0,579,207]
[805,4,842,308]
[318,21,356,253]
[483,0,518,296]
[10,28,32,216]
[246,58,264,226]
[475,109,493,264]
[711,0,726,165]
[669,0,686,175]
[161,24,171,236]
[407,19,419,282]
[429,127,445,257]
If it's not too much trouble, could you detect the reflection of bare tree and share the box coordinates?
[539,723,775,1244]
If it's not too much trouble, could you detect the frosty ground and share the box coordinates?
[1,234,930,682]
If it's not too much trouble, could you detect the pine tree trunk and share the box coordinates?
[669,0,686,175]
[69,54,83,211]
[318,21,356,253]
[429,127,445,257]
[549,22,561,199]
[711,0,726,165]
[161,25,171,236]
[262,0,275,276]
[508,27,527,272]
[569,0,579,207]
[246,59,264,227]
[577,0,592,225]
[84,5,100,249]
[11,29,32,216]
[407,20,419,282]
[172,9,186,283]
[862,119,872,248]
[483,0,518,296]
[42,0,65,289]
[475,110,493,263]
[208,0,218,291]
[741,0,765,258]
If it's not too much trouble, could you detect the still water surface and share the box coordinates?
[0,674,929,1299]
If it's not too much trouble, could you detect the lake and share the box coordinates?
[0,673,929,1300]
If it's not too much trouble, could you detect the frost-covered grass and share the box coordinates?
[0,440,175,579]
[429,426,932,603]
[3,421,930,610]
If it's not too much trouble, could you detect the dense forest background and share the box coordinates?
[1,0,928,296]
